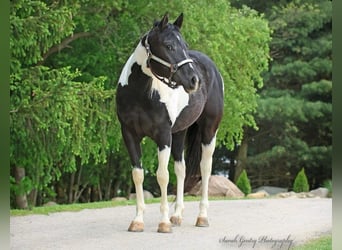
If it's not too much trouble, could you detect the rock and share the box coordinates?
[309,187,329,198]
[43,201,58,207]
[247,190,269,199]
[189,175,244,198]
[129,190,154,200]
[111,197,128,202]
[277,191,297,198]
[254,186,288,195]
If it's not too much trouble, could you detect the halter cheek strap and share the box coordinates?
[144,33,194,89]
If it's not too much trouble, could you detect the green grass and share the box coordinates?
[292,235,332,250]
[11,196,234,216]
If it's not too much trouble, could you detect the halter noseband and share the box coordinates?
[144,33,194,89]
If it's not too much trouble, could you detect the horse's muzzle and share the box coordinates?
[183,75,199,93]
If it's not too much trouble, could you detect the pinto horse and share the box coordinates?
[116,13,223,233]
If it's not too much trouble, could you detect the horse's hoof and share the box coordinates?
[170,216,182,226]
[157,222,172,233]
[128,221,144,232]
[195,217,209,227]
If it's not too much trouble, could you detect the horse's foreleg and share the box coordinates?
[121,128,145,232]
[128,168,145,232]
[170,131,186,226]
[156,145,172,233]
[196,134,216,227]
[170,158,185,226]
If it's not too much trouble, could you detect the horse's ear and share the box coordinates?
[158,13,169,31]
[173,13,183,29]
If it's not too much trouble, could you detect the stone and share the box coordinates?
[309,187,329,198]
[247,190,269,199]
[254,186,288,195]
[189,175,245,198]
[43,201,58,207]
[129,190,154,200]
[111,197,128,202]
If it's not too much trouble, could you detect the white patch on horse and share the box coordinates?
[176,35,181,41]
[118,53,135,86]
[134,42,189,126]
[199,133,217,218]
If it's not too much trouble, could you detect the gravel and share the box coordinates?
[10,198,331,250]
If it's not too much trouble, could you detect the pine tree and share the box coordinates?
[236,170,252,195]
[293,168,310,192]
[232,0,332,189]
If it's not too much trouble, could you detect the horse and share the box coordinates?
[116,13,224,233]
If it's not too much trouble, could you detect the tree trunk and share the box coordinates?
[104,179,112,200]
[234,137,248,183]
[98,182,102,201]
[14,166,28,209]
[112,180,121,198]
[68,172,75,204]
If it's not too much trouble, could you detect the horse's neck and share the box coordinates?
[134,42,149,72]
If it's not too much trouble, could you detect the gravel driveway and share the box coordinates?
[10,198,331,250]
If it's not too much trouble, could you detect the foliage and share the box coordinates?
[293,168,309,192]
[323,179,332,197]
[236,170,251,195]
[10,0,270,207]
[236,0,332,189]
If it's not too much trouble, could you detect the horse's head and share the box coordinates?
[144,13,200,93]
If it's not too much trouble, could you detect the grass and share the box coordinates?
[11,195,234,216]
[292,235,332,250]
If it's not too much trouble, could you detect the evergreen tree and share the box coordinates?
[236,170,252,195]
[293,168,310,192]
[232,0,332,189]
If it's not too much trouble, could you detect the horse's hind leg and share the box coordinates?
[121,128,145,232]
[196,130,217,227]
[170,130,187,226]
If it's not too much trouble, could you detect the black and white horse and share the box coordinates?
[116,13,223,233]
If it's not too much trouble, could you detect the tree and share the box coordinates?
[233,0,332,189]
[10,0,271,207]
[10,0,119,207]
[236,170,252,195]
[293,168,309,192]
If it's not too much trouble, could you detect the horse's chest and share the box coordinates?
[152,83,189,126]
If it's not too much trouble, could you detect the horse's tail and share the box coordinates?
[184,122,202,193]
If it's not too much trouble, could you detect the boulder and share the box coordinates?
[254,186,288,195]
[309,187,330,198]
[247,190,269,199]
[111,197,128,202]
[276,189,328,199]
[189,175,244,198]
[129,190,154,200]
[43,201,58,207]
[276,191,297,198]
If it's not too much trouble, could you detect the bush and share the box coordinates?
[236,170,252,196]
[293,168,309,192]
[323,179,332,197]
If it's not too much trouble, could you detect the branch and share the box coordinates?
[38,32,92,65]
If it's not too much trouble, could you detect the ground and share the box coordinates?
[10,198,331,250]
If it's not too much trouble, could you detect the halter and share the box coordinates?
[143,33,194,89]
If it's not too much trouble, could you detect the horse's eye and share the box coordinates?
[166,45,174,51]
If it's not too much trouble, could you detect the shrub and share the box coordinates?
[323,179,332,197]
[236,170,252,196]
[293,168,310,192]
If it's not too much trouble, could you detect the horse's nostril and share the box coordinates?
[191,75,199,87]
